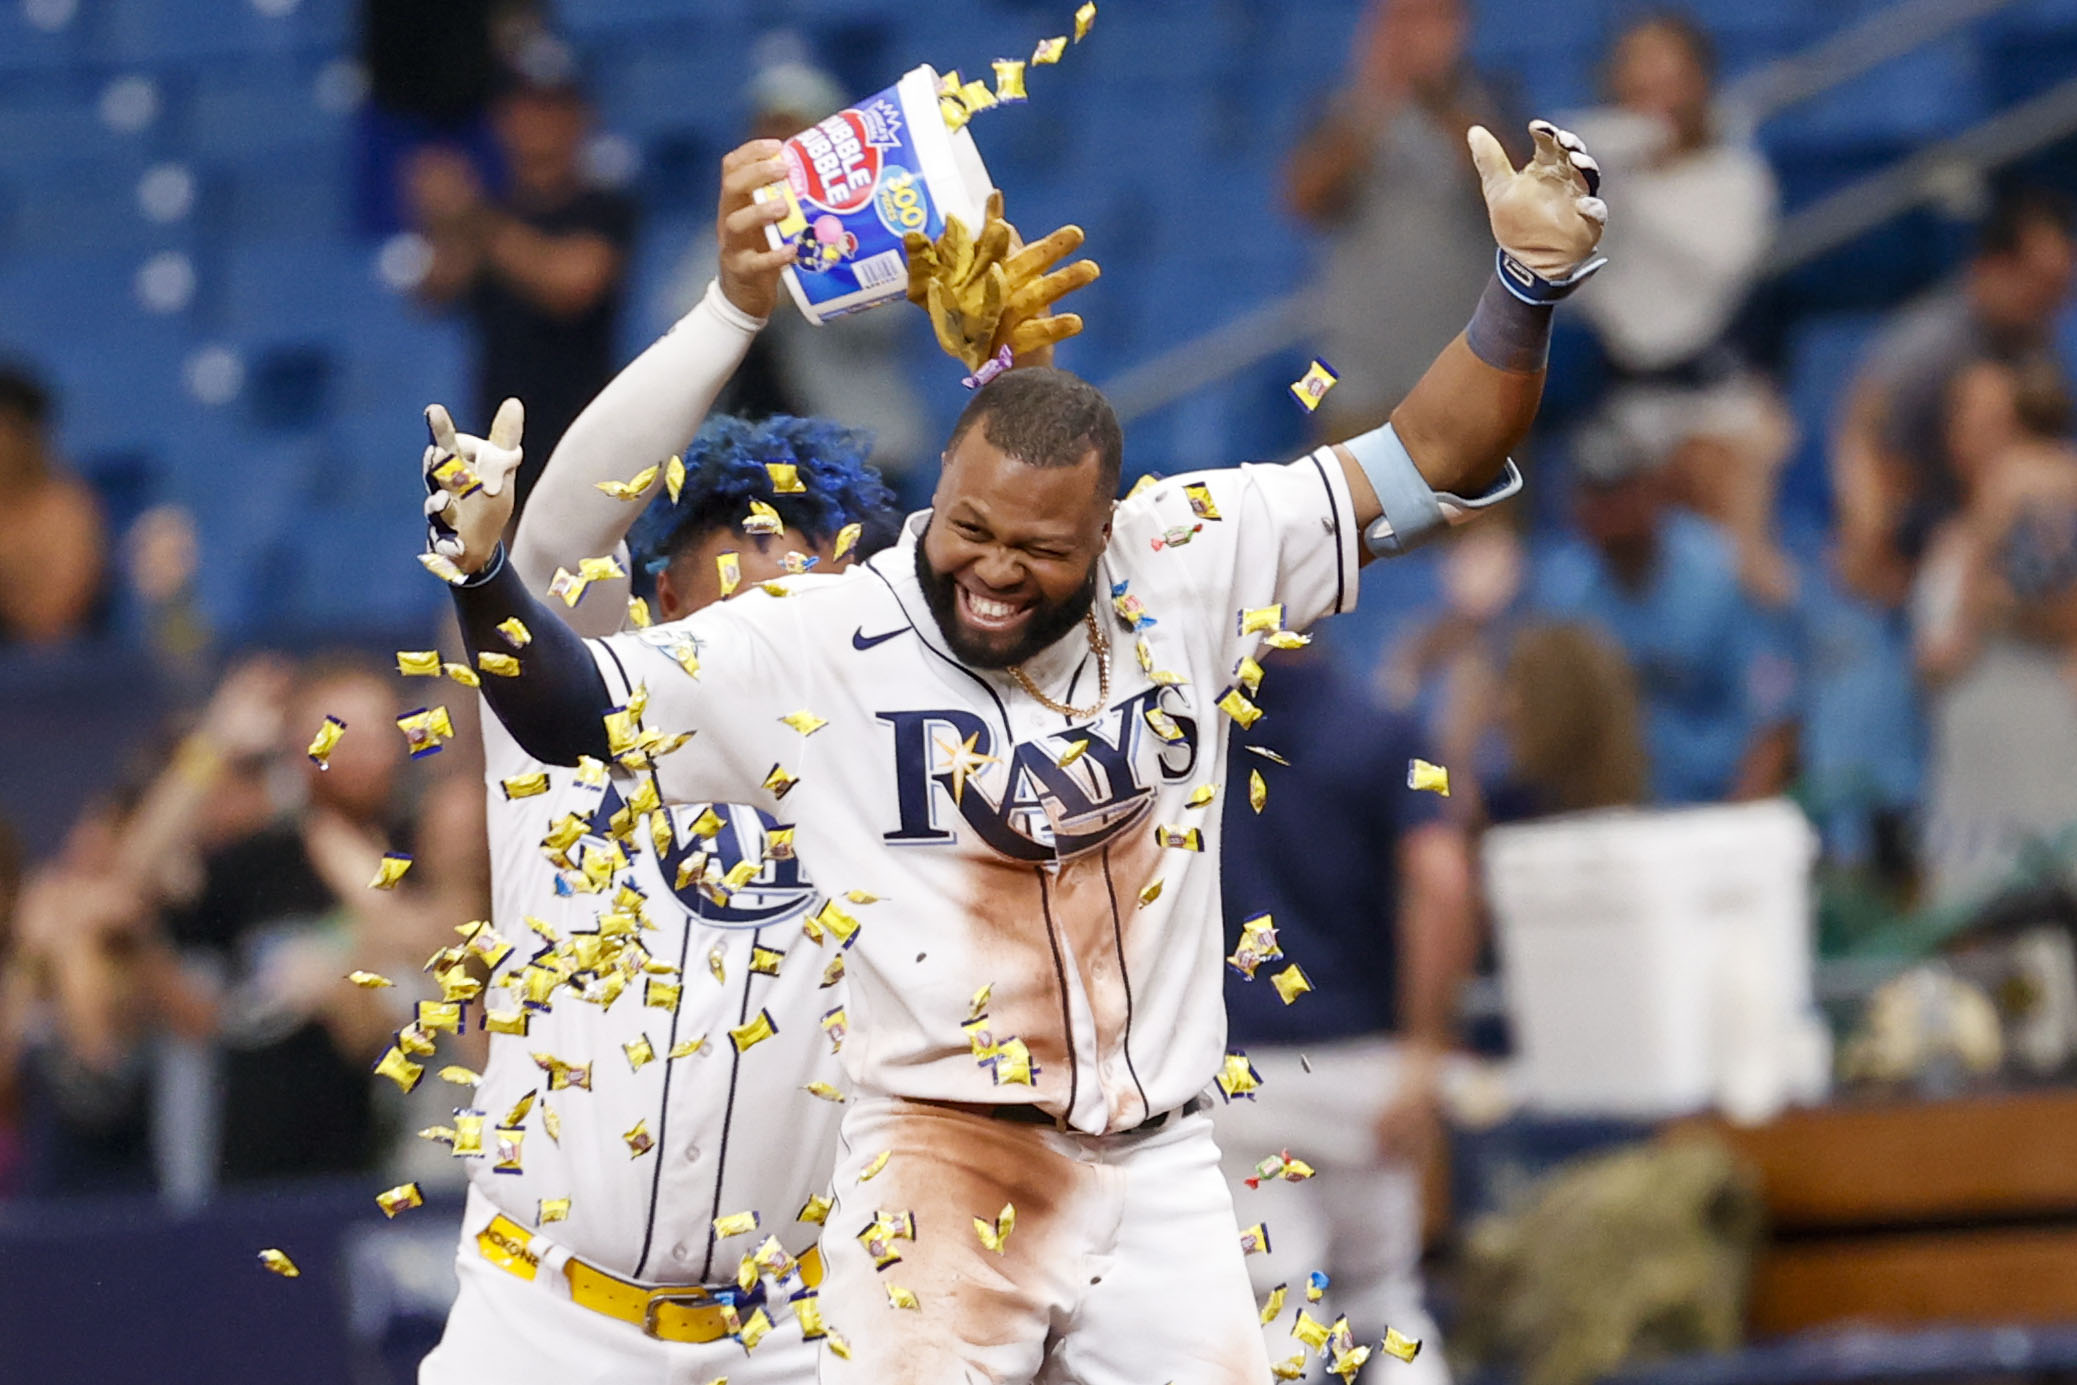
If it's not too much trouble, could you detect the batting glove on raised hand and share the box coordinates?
[904,189,1100,372]
[422,397,523,576]
[1467,119,1609,302]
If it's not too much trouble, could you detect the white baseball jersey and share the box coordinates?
[466,711,847,1284]
[584,452,1360,1134]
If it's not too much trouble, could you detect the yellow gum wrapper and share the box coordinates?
[857,1150,892,1183]
[497,616,531,647]
[993,59,1028,103]
[1075,2,1097,41]
[1234,655,1265,697]
[368,852,412,890]
[722,859,759,893]
[765,827,796,860]
[437,1065,481,1087]
[974,1203,1016,1253]
[500,771,549,800]
[1144,708,1184,743]
[547,566,592,607]
[539,1197,571,1224]
[307,715,347,768]
[1033,34,1067,63]
[749,945,785,976]
[347,970,393,989]
[624,1119,655,1157]
[258,1248,300,1277]
[1185,783,1218,809]
[478,651,521,678]
[1329,1345,1373,1382]
[373,1045,424,1094]
[968,983,994,1021]
[1265,629,1311,650]
[743,500,784,536]
[1250,769,1268,813]
[594,463,659,501]
[822,955,846,988]
[781,709,827,736]
[1185,482,1222,521]
[396,705,455,759]
[765,462,805,494]
[418,552,467,585]
[1137,878,1164,907]
[1239,604,1286,636]
[821,1006,848,1053]
[493,1127,525,1173]
[1407,759,1451,796]
[939,94,972,131]
[624,1034,656,1072]
[1057,738,1090,767]
[798,1193,834,1225]
[663,453,686,503]
[958,77,997,113]
[1156,825,1202,851]
[625,595,653,631]
[1293,1311,1332,1352]
[1290,358,1340,412]
[416,1000,462,1034]
[1218,688,1265,729]
[452,1111,486,1157]
[834,521,863,561]
[807,900,860,946]
[804,1081,846,1102]
[442,662,480,688]
[1239,1222,1272,1255]
[730,1008,779,1053]
[713,1209,761,1238]
[795,1291,829,1340]
[763,763,799,799]
[1381,1328,1423,1362]
[503,1090,537,1127]
[737,1306,773,1350]
[646,978,681,1011]
[1217,1051,1262,1100]
[989,1037,1037,1086]
[1260,1283,1289,1324]
[886,1284,921,1310]
[543,1103,562,1143]
[668,1035,706,1060]
[1271,964,1313,1005]
[376,1182,424,1218]
[396,650,441,676]
[1273,1356,1308,1381]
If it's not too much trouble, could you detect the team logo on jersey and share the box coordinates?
[879,687,1198,862]
[586,787,815,929]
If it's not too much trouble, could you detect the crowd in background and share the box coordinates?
[1,0,2073,1217]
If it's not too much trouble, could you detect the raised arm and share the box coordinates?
[510,141,796,630]
[1334,120,1608,566]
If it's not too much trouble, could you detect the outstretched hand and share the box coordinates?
[905,190,1101,370]
[423,397,524,575]
[1466,119,1607,280]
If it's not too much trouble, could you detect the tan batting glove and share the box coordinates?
[422,397,523,576]
[904,190,1100,371]
[1467,119,1608,290]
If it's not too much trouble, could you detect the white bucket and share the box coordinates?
[755,65,994,324]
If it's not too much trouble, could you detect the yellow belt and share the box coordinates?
[476,1213,824,1344]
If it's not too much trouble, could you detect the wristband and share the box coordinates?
[1344,424,1525,559]
[1464,274,1554,374]
[1494,247,1606,305]
[455,543,508,588]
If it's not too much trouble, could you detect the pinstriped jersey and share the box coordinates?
[468,709,847,1284]
[586,453,1360,1135]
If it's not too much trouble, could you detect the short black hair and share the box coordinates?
[630,414,899,573]
[947,367,1123,496]
[0,363,52,428]
[1979,184,2076,260]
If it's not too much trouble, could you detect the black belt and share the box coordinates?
[974,1093,1210,1134]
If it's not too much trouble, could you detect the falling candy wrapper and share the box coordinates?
[1407,759,1451,796]
[1290,359,1340,412]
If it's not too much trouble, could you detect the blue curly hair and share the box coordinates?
[628,415,902,581]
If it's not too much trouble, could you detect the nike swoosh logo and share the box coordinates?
[852,626,905,651]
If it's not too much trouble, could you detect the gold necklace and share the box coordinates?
[1008,612,1110,719]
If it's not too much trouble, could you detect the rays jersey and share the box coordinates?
[467,711,847,1284]
[581,453,1360,1135]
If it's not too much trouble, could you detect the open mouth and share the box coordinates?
[958,584,1033,635]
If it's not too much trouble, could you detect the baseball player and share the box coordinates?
[422,120,1607,1384]
[417,146,901,1385]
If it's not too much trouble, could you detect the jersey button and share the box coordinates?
[672,1241,693,1261]
[684,1144,702,1161]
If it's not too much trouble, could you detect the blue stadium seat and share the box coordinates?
[590,29,751,145]
[208,145,352,242]
[0,82,133,173]
[1765,37,1985,153]
[181,60,349,165]
[285,501,444,635]
[85,0,306,66]
[559,0,746,39]
[0,4,85,74]
[210,238,370,339]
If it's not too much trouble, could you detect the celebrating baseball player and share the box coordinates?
[418,147,903,1385]
[419,118,1605,1384]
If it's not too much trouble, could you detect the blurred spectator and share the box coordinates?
[124,505,212,699]
[1835,186,2076,607]
[1534,420,1795,805]
[357,0,550,234]
[658,50,930,487]
[0,658,289,1196]
[1914,361,2077,903]
[1478,621,1651,824]
[409,39,637,511]
[1215,646,1475,1382]
[160,656,466,1186]
[1566,12,1783,482]
[1286,0,1515,433]
[0,365,108,645]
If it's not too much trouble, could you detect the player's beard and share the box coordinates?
[914,523,1100,671]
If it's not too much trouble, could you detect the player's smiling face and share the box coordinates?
[919,427,1112,670]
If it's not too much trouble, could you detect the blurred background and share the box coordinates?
[8,0,2077,1381]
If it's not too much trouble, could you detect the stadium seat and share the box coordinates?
[84,0,306,67]
[1765,37,1986,154]
[181,60,348,165]
[0,3,85,75]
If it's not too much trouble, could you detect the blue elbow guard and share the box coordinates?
[1343,423,1524,559]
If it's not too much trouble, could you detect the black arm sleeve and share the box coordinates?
[452,546,615,765]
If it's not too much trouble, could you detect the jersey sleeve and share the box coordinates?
[584,582,816,809]
[1117,449,1361,659]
